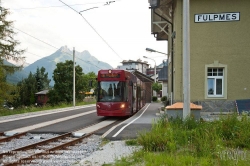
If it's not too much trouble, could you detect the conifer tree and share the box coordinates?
[35,67,50,92]
[0,6,25,106]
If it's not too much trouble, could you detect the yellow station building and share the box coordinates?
[149,0,250,112]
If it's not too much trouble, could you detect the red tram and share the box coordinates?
[96,69,145,116]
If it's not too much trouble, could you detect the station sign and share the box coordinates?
[195,12,240,23]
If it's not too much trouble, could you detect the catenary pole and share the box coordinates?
[73,47,75,107]
[183,0,190,119]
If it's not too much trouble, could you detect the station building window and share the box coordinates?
[207,68,223,97]
[205,61,227,99]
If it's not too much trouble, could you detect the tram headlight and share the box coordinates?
[120,103,125,109]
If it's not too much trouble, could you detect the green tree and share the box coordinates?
[49,60,84,104]
[82,72,97,92]
[14,67,50,107]
[0,7,25,107]
[35,66,50,91]
[152,82,162,94]
[17,72,36,106]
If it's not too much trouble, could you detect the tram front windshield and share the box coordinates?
[97,81,127,102]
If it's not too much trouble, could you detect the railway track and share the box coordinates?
[0,120,117,165]
[0,132,5,139]
[0,132,28,144]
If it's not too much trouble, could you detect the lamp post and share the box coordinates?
[145,48,169,103]
[146,48,168,56]
[145,48,168,82]
[143,56,156,83]
[143,55,157,98]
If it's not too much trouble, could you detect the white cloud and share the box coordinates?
[2,0,168,68]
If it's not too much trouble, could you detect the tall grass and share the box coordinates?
[115,113,250,165]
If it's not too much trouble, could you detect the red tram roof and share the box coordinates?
[97,69,128,81]
[97,69,154,83]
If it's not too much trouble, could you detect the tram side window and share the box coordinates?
[98,85,105,101]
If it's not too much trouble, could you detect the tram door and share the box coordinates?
[128,80,134,115]
[132,84,137,113]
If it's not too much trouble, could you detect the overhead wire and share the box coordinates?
[11,2,112,10]
[3,1,124,86]
[26,51,54,62]
[59,0,124,61]
[13,28,102,70]
[6,0,122,70]
[14,27,58,50]
[6,0,123,68]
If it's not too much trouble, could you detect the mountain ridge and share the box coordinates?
[6,46,113,85]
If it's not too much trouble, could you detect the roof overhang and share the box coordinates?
[150,0,173,41]
[132,70,154,83]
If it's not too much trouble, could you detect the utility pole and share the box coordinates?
[183,0,190,119]
[73,47,75,107]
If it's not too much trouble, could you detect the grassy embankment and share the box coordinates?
[0,98,96,117]
[113,113,250,166]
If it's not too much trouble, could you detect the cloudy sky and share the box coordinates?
[2,0,168,68]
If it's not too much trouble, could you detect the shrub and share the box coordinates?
[152,96,158,102]
[161,96,167,102]
[161,96,169,106]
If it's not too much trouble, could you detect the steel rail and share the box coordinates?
[0,132,28,143]
[2,120,117,166]
[0,132,71,158]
